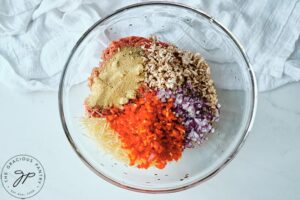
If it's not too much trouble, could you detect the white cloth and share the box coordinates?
[0,0,299,92]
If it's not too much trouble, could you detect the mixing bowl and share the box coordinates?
[59,2,257,193]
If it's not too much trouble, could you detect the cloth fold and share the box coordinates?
[0,0,299,92]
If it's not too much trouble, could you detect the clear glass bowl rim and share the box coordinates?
[58,1,258,193]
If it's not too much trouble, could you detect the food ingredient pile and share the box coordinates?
[82,36,220,169]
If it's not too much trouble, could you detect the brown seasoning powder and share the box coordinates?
[86,47,144,108]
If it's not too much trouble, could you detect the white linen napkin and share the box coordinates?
[0,0,299,92]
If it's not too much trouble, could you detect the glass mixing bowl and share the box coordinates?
[59,2,257,193]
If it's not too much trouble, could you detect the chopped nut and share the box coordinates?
[142,38,218,114]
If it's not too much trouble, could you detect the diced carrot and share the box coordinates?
[105,86,185,169]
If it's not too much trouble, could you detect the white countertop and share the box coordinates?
[1,82,300,200]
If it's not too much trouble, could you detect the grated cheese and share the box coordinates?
[81,117,129,163]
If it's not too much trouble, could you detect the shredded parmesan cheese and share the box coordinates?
[81,117,129,163]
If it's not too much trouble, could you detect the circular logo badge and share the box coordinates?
[1,155,45,199]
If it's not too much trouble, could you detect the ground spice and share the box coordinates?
[88,36,168,87]
[86,47,144,109]
[105,86,185,169]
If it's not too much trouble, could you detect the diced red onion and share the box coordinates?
[157,86,220,148]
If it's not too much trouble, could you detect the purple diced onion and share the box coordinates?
[157,86,220,148]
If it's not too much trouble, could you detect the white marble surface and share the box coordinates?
[0,82,300,200]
